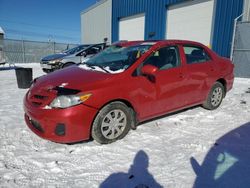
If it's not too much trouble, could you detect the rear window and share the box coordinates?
[183,46,211,64]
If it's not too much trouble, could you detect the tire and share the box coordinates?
[62,62,75,68]
[91,102,132,144]
[202,82,225,110]
[42,68,53,73]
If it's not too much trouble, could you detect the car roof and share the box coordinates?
[78,44,91,47]
[112,40,206,48]
[79,43,105,47]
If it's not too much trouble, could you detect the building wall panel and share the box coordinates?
[112,0,243,57]
[212,0,243,57]
[112,0,167,41]
[81,0,112,44]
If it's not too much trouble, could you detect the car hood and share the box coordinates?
[32,66,114,92]
[41,53,68,61]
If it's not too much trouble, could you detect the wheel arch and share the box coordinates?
[89,98,138,138]
[61,62,75,68]
[216,78,227,95]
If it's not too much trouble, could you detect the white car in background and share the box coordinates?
[40,43,106,73]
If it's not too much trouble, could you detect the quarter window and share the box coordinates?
[183,46,211,64]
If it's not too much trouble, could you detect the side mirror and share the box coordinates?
[141,64,158,76]
[81,51,87,57]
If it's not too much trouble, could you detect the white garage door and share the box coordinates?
[119,14,145,41]
[166,0,214,46]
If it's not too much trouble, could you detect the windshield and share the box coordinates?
[84,44,152,73]
[65,45,89,55]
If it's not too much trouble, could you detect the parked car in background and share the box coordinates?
[40,43,106,73]
[0,47,6,66]
[24,40,234,144]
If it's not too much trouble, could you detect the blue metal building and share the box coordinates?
[111,0,243,57]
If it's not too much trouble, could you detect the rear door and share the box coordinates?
[180,45,217,105]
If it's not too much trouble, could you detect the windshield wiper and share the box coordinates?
[86,64,110,73]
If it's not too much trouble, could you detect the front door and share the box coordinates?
[133,45,187,120]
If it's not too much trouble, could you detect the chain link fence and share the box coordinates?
[0,39,78,64]
[232,21,250,78]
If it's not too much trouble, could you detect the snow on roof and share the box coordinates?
[0,27,4,34]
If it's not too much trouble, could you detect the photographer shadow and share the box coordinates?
[100,150,163,188]
[191,122,250,188]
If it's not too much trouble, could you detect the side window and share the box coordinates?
[86,47,99,55]
[144,46,180,70]
[183,46,211,64]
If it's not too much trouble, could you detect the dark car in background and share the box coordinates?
[40,43,106,73]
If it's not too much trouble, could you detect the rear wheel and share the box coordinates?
[91,102,132,144]
[202,82,225,110]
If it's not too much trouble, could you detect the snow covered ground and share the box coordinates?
[0,63,250,188]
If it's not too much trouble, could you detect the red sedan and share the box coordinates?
[23,40,234,144]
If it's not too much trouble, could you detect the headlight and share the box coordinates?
[48,59,62,65]
[49,94,91,109]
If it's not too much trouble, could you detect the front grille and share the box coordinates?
[30,119,44,133]
[31,102,43,107]
[34,95,48,100]
[28,90,51,108]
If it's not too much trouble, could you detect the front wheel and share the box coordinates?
[62,62,75,68]
[42,68,53,73]
[91,102,132,144]
[202,82,225,110]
